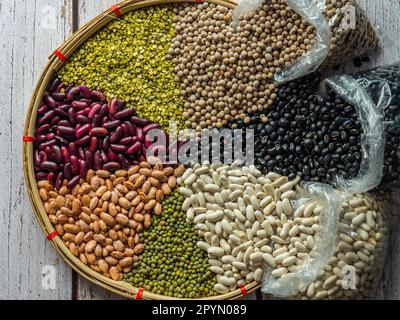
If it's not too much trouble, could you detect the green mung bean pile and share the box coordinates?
[58,5,185,130]
[124,191,218,298]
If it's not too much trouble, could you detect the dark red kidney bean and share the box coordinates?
[98,104,109,117]
[61,146,69,163]
[44,146,54,161]
[55,172,64,189]
[57,126,75,136]
[38,139,57,151]
[66,87,81,102]
[89,127,108,137]
[88,103,101,119]
[71,101,88,110]
[144,134,154,149]
[79,85,92,99]
[39,151,47,163]
[91,90,107,102]
[127,142,142,155]
[64,163,73,179]
[35,135,47,144]
[76,115,91,125]
[110,144,128,153]
[120,137,135,146]
[103,136,110,151]
[76,135,90,146]
[76,124,92,138]
[80,98,93,105]
[48,172,57,185]
[114,108,135,120]
[118,154,130,169]
[38,110,56,125]
[143,123,161,135]
[117,100,127,111]
[37,124,51,135]
[70,155,79,175]
[58,120,72,127]
[48,78,61,93]
[54,108,68,119]
[79,159,87,178]
[50,116,61,126]
[34,150,41,166]
[138,154,146,162]
[56,82,66,93]
[69,142,78,156]
[98,138,103,150]
[124,121,136,136]
[131,116,150,126]
[38,105,48,115]
[107,149,118,162]
[131,160,139,166]
[52,145,63,162]
[68,108,77,126]
[51,92,66,102]
[100,150,108,163]
[84,151,93,168]
[136,127,144,142]
[40,161,59,171]
[44,94,58,108]
[109,98,118,115]
[110,126,123,143]
[92,115,103,128]
[93,151,102,170]
[67,175,81,189]
[102,162,121,171]
[103,120,121,130]
[59,104,71,112]
[55,135,69,145]
[76,108,91,117]
[120,123,129,137]
[78,147,85,160]
[46,133,55,140]
[35,172,48,180]
[89,137,98,153]
[102,116,108,124]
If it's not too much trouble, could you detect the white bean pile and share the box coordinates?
[178,161,324,294]
[296,192,388,300]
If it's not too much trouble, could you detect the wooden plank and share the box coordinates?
[74,0,125,300]
[0,0,74,299]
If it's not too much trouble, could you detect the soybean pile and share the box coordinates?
[125,191,218,298]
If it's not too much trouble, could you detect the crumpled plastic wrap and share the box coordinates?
[261,182,342,297]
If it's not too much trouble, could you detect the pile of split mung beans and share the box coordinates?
[31,0,391,300]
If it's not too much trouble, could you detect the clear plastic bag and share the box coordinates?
[261,182,342,297]
[294,191,389,300]
[325,62,400,191]
[276,0,378,82]
[231,0,378,83]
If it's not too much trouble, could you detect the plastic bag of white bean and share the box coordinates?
[232,0,378,83]
[325,63,400,191]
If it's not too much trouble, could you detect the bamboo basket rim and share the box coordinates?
[23,0,262,300]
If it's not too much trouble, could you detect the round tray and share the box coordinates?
[23,0,260,300]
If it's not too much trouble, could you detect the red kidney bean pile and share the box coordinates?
[33,78,169,189]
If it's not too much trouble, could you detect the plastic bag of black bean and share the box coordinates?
[261,183,389,300]
[325,62,400,190]
[232,0,378,83]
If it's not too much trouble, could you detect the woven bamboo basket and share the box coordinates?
[23,0,262,300]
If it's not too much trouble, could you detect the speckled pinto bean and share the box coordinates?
[34,81,174,187]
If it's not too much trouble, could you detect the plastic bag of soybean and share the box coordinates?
[260,181,389,300]
[232,0,378,83]
[324,62,400,192]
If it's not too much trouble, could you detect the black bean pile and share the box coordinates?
[351,65,400,186]
[232,75,363,183]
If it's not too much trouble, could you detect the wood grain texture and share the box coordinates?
[0,0,73,299]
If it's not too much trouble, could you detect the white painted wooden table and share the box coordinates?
[0,0,399,300]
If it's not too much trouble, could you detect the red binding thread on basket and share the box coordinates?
[47,231,58,241]
[240,286,248,297]
[136,288,144,300]
[54,50,67,62]
[112,4,122,18]
[23,136,35,142]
